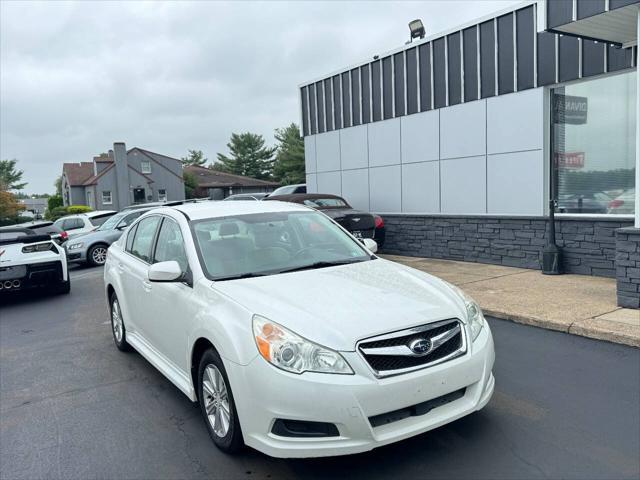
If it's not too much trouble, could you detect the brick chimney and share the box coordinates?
[113,142,129,209]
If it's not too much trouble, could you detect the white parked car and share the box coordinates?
[54,210,117,239]
[0,228,70,295]
[104,201,494,458]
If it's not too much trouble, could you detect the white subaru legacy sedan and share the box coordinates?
[104,201,494,458]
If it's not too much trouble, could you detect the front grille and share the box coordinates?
[358,319,465,377]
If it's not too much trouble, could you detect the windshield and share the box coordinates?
[302,197,348,208]
[192,210,371,280]
[97,212,127,231]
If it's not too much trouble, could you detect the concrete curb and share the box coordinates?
[484,309,640,348]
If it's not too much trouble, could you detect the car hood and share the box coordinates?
[212,258,466,351]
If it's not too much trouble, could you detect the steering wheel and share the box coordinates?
[292,246,317,260]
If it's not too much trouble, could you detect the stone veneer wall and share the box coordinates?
[615,228,640,309]
[380,215,634,278]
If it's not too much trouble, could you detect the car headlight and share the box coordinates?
[67,243,84,250]
[447,284,485,341]
[253,315,353,375]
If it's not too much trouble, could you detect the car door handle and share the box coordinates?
[117,262,125,273]
[142,280,152,292]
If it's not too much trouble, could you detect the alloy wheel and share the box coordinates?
[92,247,108,265]
[202,364,231,438]
[111,299,123,342]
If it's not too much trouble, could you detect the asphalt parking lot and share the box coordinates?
[1,266,639,480]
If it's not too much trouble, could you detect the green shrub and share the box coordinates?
[67,205,92,214]
[47,195,63,211]
[48,206,69,221]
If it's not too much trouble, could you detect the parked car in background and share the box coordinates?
[0,228,69,295]
[223,193,270,201]
[5,221,68,244]
[65,208,152,266]
[607,189,635,215]
[54,210,117,239]
[265,193,385,247]
[269,184,306,196]
[104,201,494,458]
[121,200,200,211]
[557,192,612,214]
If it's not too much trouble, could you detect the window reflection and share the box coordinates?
[552,71,636,215]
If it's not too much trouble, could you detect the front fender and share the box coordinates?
[187,282,259,370]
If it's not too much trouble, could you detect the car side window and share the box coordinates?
[153,218,188,272]
[119,211,144,229]
[130,216,161,263]
[125,223,138,253]
[63,218,83,231]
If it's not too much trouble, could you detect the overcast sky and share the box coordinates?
[1,0,519,194]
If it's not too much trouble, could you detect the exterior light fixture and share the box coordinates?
[408,19,425,42]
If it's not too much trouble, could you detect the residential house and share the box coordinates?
[61,142,184,210]
[185,165,279,199]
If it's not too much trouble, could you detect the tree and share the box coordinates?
[273,123,305,185]
[54,175,63,196]
[184,171,199,199]
[0,191,24,223]
[215,133,276,180]
[181,149,208,167]
[0,159,26,191]
[48,195,63,212]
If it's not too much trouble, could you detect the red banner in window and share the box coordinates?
[555,152,585,169]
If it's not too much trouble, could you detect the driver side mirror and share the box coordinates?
[362,238,378,253]
[148,261,183,282]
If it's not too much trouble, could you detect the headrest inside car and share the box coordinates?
[219,222,240,237]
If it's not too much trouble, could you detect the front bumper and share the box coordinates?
[65,248,87,264]
[226,324,495,458]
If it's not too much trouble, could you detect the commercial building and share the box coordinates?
[299,0,639,308]
[185,165,279,199]
[62,142,185,210]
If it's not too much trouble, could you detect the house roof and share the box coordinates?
[184,165,280,188]
[63,162,94,186]
[82,163,115,186]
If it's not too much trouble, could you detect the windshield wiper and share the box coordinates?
[214,272,269,281]
[277,259,367,274]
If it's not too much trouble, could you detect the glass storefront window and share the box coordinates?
[552,71,636,215]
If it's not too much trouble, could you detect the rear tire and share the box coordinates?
[109,292,132,352]
[198,349,243,453]
[87,244,109,267]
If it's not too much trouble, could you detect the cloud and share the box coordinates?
[1,0,518,193]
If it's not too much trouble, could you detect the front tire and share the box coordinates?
[56,279,71,295]
[110,293,131,352]
[198,349,243,453]
[87,244,109,266]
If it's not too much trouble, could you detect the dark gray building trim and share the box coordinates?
[419,43,432,111]
[582,39,605,77]
[463,26,478,101]
[497,13,515,95]
[547,0,574,29]
[382,56,393,119]
[577,0,606,19]
[371,60,382,121]
[433,37,447,108]
[300,2,636,137]
[479,20,496,98]
[394,52,406,116]
[406,47,419,114]
[516,6,535,90]
[447,32,462,106]
[301,86,309,136]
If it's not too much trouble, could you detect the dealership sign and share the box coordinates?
[554,94,588,125]
[555,151,585,169]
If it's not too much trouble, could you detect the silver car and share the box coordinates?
[64,209,151,266]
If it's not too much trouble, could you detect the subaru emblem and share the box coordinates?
[409,338,431,355]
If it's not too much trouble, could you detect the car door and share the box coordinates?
[120,215,162,341]
[144,216,194,372]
